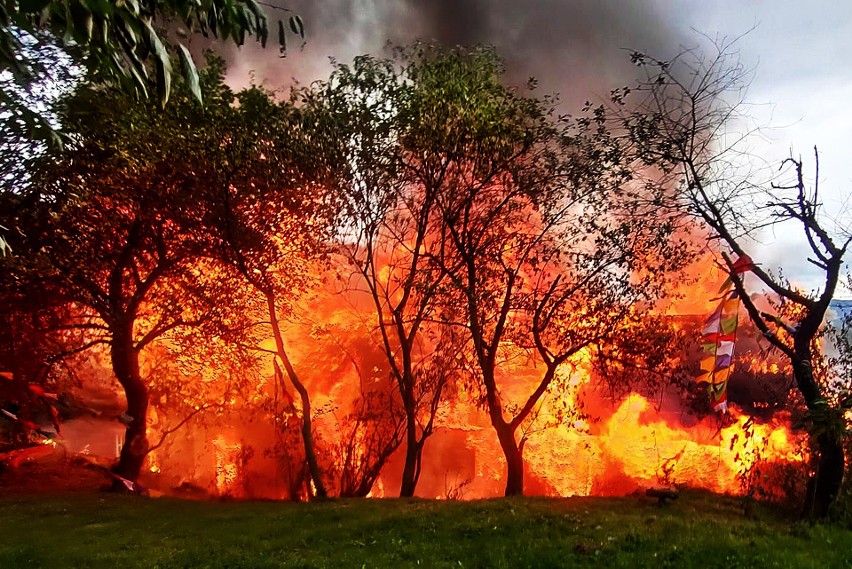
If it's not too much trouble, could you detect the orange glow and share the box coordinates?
[213,436,242,496]
[414,369,804,499]
[148,452,161,474]
[75,247,807,502]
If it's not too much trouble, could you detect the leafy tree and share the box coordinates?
[300,49,464,497]
[618,39,852,517]
[0,1,303,254]
[0,36,80,254]
[0,61,260,486]
[1,0,304,135]
[200,85,341,499]
[331,45,685,497]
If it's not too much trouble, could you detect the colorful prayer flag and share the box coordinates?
[696,254,756,412]
[718,254,756,292]
[731,254,755,273]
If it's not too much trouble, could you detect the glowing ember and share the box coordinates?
[148,455,161,474]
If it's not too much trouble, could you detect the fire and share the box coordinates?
[123,270,808,501]
[601,394,802,494]
[213,436,242,496]
[416,383,804,500]
[38,248,809,503]
[148,453,161,474]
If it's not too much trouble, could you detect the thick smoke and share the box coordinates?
[215,0,686,109]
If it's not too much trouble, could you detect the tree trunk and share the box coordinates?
[481,350,525,496]
[793,351,845,518]
[399,405,420,497]
[266,294,328,499]
[494,422,524,496]
[110,322,148,488]
[806,432,845,518]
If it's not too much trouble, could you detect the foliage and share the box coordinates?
[590,314,693,404]
[382,44,691,496]
[8,58,252,350]
[0,58,284,482]
[141,335,259,454]
[299,44,477,496]
[825,301,852,522]
[731,415,809,510]
[198,78,341,500]
[831,435,852,525]
[302,44,694,497]
[0,31,80,154]
[823,299,852,430]
[0,0,304,142]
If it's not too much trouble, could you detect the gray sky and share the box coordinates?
[218,0,852,294]
[664,1,852,294]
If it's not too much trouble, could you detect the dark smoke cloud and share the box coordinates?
[214,0,686,111]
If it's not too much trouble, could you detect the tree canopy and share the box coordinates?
[0,0,303,143]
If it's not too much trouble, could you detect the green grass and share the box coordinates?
[0,491,850,568]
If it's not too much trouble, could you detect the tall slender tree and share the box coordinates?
[301,49,464,497]
[312,45,684,496]
[201,86,341,499]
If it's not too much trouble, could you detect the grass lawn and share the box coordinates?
[0,491,850,568]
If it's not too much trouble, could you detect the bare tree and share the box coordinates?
[619,37,851,517]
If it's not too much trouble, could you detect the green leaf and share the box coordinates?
[81,12,94,41]
[0,224,11,257]
[259,24,268,48]
[288,15,304,38]
[277,19,286,54]
[156,59,170,108]
[207,5,218,37]
[144,21,172,107]
[178,44,202,103]
[244,0,266,31]
[99,17,108,44]
[126,61,148,98]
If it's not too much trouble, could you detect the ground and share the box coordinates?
[1,456,851,568]
[0,447,113,494]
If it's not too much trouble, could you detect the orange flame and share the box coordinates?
[66,247,807,502]
[213,436,242,496]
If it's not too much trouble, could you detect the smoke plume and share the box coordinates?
[214,0,686,109]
